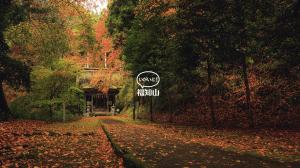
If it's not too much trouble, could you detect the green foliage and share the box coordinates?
[10,59,84,121]
[77,14,97,56]
[10,95,82,121]
[116,79,133,111]
[4,13,70,66]
[3,0,300,128]
[0,0,31,84]
[2,0,106,121]
[107,0,300,127]
[112,0,199,113]
[107,0,139,46]
[0,0,31,120]
[4,0,99,66]
[9,95,33,119]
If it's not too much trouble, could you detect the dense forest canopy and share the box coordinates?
[107,0,300,128]
[0,0,299,128]
[0,0,300,167]
[0,0,108,121]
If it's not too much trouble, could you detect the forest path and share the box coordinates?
[100,116,300,168]
[0,117,123,167]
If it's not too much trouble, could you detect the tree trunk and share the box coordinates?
[207,58,216,127]
[137,97,140,119]
[0,81,10,121]
[242,57,254,128]
[293,0,300,16]
[132,77,136,120]
[150,96,153,122]
[49,105,53,119]
[234,0,254,128]
[168,92,174,123]
[62,102,66,122]
[78,96,81,114]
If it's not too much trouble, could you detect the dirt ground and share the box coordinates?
[1,116,299,168]
[0,117,123,167]
[101,116,300,168]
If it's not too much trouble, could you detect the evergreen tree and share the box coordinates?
[0,0,30,121]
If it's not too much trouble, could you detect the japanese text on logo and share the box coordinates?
[136,71,160,97]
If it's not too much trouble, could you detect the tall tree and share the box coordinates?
[0,0,30,121]
[106,0,139,47]
[176,0,229,127]
[233,0,254,128]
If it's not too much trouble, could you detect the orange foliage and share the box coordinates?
[161,7,176,17]
[101,38,112,53]
[107,49,121,65]
[89,10,125,92]
[3,84,26,103]
[135,0,176,20]
[95,12,108,41]
[66,9,124,93]
[65,55,87,67]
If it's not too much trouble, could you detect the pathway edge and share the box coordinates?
[100,121,147,168]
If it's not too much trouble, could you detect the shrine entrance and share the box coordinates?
[83,88,119,116]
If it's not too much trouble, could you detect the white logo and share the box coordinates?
[136,71,160,97]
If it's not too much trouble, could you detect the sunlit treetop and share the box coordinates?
[80,0,108,14]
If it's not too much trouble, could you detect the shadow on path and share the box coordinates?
[101,118,299,168]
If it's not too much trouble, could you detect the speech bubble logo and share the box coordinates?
[136,71,160,89]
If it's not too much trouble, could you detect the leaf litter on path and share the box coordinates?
[0,118,124,167]
[101,116,300,168]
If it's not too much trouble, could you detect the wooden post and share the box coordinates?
[132,76,136,120]
[91,95,94,114]
[78,96,81,114]
[63,102,66,122]
[242,56,254,128]
[0,81,10,121]
[207,58,216,127]
[106,94,109,112]
[137,97,140,119]
[105,52,107,69]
